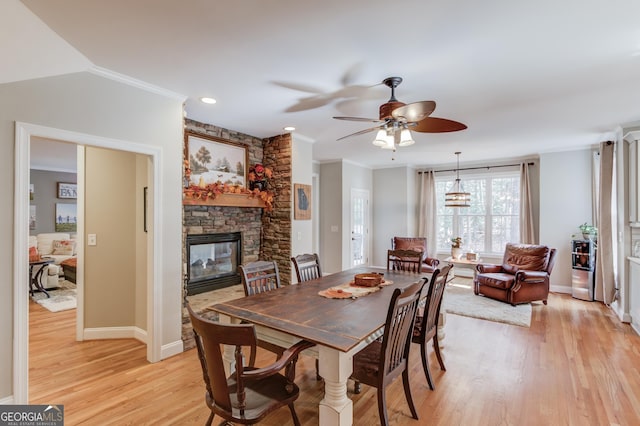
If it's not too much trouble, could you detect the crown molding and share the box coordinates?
[89,66,187,101]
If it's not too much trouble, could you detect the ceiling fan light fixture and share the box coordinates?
[372,129,388,147]
[380,135,395,150]
[398,129,415,147]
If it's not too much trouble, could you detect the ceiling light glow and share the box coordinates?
[200,97,217,104]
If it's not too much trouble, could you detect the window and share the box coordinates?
[435,171,520,255]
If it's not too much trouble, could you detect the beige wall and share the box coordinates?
[135,155,149,328]
[84,147,145,328]
[1,72,183,399]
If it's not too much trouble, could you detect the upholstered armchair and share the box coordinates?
[392,237,440,273]
[474,243,557,306]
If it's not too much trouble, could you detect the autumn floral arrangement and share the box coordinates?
[183,160,275,211]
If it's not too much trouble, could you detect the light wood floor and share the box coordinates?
[29,292,640,425]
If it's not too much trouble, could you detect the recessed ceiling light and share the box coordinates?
[200,97,217,104]
[284,126,295,131]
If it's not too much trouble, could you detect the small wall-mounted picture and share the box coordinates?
[294,183,311,220]
[29,205,36,230]
[57,182,77,199]
[29,184,34,201]
[55,203,77,232]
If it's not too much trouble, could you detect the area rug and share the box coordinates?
[442,278,532,327]
[31,280,77,312]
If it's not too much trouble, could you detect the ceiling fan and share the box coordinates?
[333,76,467,149]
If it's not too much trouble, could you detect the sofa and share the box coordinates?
[28,232,77,289]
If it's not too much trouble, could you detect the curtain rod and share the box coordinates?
[418,162,535,174]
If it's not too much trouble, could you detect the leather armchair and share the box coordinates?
[392,237,440,273]
[474,243,557,306]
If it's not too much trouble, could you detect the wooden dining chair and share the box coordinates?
[290,253,322,283]
[412,264,453,390]
[238,260,287,358]
[239,260,282,296]
[351,279,427,426]
[387,249,424,273]
[187,304,315,426]
[290,253,323,379]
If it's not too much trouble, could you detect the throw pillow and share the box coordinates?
[29,246,41,262]
[51,239,75,256]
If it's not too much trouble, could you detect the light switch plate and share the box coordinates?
[87,234,97,246]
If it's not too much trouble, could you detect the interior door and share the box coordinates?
[350,188,370,267]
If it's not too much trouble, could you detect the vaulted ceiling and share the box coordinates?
[8,0,640,168]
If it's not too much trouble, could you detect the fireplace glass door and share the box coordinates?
[187,232,241,294]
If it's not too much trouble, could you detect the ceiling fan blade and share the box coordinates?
[333,116,382,123]
[392,101,436,122]
[336,126,381,141]
[284,96,332,112]
[271,81,325,94]
[412,117,467,133]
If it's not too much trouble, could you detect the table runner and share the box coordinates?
[318,280,393,299]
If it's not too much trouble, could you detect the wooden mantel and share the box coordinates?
[182,193,266,208]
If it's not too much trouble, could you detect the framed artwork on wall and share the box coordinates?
[55,203,77,232]
[57,182,77,199]
[294,183,311,220]
[184,131,248,187]
[29,205,36,230]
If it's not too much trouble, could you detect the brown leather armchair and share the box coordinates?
[474,243,557,306]
[392,237,440,273]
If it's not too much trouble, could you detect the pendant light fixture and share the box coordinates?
[444,151,471,207]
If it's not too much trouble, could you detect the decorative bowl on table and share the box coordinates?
[353,273,383,287]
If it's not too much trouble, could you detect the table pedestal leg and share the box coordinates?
[216,314,236,376]
[318,345,353,426]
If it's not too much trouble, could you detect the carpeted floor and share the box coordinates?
[443,277,532,327]
[31,280,77,312]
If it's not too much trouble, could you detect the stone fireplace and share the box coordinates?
[181,119,292,349]
[186,232,242,295]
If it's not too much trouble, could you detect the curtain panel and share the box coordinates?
[418,171,438,257]
[519,162,536,244]
[595,141,616,304]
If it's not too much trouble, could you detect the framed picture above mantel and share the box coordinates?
[184,132,248,188]
[183,131,274,211]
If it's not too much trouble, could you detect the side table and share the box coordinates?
[29,258,54,298]
[445,256,482,278]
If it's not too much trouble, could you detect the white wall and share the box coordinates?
[319,162,343,273]
[539,149,594,288]
[1,72,184,399]
[372,167,415,267]
[291,134,314,282]
[341,162,373,270]
[318,161,373,273]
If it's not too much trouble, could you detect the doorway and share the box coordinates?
[350,188,370,267]
[14,122,162,403]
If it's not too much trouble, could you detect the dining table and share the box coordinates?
[208,266,431,426]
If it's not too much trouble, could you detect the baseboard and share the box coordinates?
[83,326,147,343]
[0,395,14,404]
[161,340,184,360]
[550,284,572,294]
